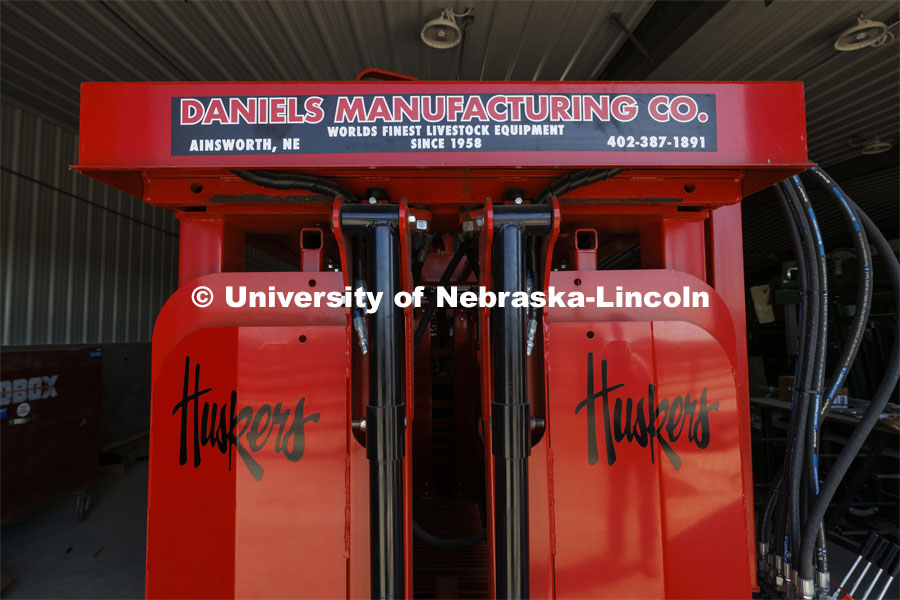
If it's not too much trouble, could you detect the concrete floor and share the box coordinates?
[1,458,896,599]
[1,461,147,599]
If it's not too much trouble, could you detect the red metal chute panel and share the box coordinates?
[147,273,352,598]
[542,270,751,598]
[70,77,812,598]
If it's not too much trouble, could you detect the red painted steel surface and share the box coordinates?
[177,216,245,285]
[136,169,762,212]
[77,81,806,172]
[74,78,810,599]
[708,203,757,586]
[542,270,751,598]
[147,272,354,599]
[398,200,416,600]
[477,199,498,598]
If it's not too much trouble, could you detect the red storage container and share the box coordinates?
[1,347,102,523]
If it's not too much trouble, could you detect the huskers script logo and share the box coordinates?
[575,353,719,471]
[173,356,320,481]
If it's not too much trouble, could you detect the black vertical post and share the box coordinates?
[342,205,405,600]
[490,206,552,600]
[492,220,530,600]
[367,221,404,600]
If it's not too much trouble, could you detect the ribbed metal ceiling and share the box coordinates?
[743,166,900,276]
[0,0,651,128]
[1,0,897,283]
[4,1,897,169]
[649,0,899,167]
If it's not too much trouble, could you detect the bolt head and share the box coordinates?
[475,215,484,227]
[514,197,523,205]
[415,219,429,231]
[368,197,377,204]
[408,215,417,224]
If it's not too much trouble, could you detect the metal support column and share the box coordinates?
[342,205,404,600]
[491,205,552,600]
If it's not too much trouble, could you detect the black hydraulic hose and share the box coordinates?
[805,167,874,416]
[353,236,366,287]
[760,466,783,555]
[791,176,829,431]
[528,236,542,292]
[412,233,434,286]
[412,520,487,549]
[770,183,808,569]
[769,183,811,566]
[414,235,475,351]
[799,168,876,584]
[798,200,900,583]
[775,182,810,566]
[783,180,817,572]
[232,169,357,203]
[781,184,810,569]
[533,168,625,204]
[525,236,542,349]
[791,176,831,579]
[464,243,481,280]
[783,180,820,567]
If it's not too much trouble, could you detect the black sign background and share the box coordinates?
[171,93,717,156]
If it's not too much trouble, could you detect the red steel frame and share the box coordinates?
[76,80,808,599]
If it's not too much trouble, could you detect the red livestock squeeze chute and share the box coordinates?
[76,77,808,599]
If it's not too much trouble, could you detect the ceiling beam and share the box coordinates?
[816,147,900,183]
[599,0,728,81]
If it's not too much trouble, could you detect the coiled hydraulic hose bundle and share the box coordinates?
[758,167,897,600]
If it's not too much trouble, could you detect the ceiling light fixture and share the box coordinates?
[421,8,470,50]
[834,13,896,51]
[861,138,893,155]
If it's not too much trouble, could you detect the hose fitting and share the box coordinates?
[353,313,368,355]
[353,279,369,354]
[759,542,769,574]
[781,562,792,598]
[816,571,830,595]
[525,273,538,356]
[525,318,538,356]
[799,577,815,600]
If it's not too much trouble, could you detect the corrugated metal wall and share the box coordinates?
[1,101,179,346]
